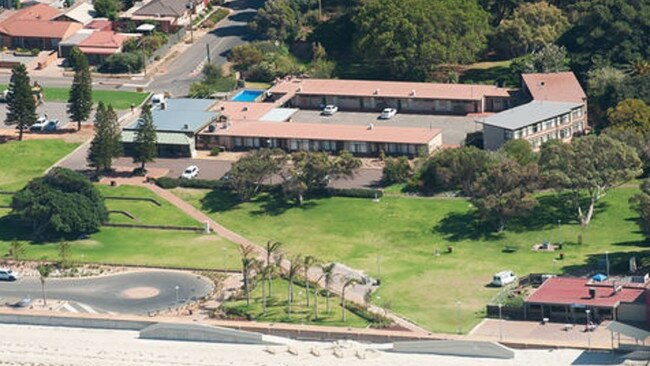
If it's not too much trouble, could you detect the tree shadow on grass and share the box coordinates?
[250,193,317,217]
[561,250,650,277]
[0,214,32,242]
[434,210,504,242]
[199,189,242,213]
[435,193,607,242]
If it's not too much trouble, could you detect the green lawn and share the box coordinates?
[0,139,79,191]
[224,278,371,328]
[460,60,516,86]
[175,186,649,333]
[98,185,201,227]
[0,220,241,269]
[0,85,148,110]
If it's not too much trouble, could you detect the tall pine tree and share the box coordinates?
[68,49,92,131]
[132,104,157,172]
[87,102,121,172]
[5,64,37,141]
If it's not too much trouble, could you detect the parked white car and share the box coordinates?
[151,93,166,108]
[181,165,200,179]
[380,108,397,119]
[491,270,516,287]
[322,105,339,115]
[0,268,19,281]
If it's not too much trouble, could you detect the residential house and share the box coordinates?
[0,3,82,49]
[52,1,96,25]
[122,0,208,33]
[76,30,134,64]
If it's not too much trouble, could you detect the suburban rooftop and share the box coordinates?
[479,100,583,130]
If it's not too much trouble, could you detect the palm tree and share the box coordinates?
[37,264,52,307]
[302,255,316,307]
[341,277,359,322]
[239,244,256,306]
[265,240,283,297]
[9,240,25,261]
[286,255,303,318]
[256,261,273,316]
[321,263,336,313]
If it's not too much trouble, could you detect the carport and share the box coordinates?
[121,131,195,158]
[607,321,650,350]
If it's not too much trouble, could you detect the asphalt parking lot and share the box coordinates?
[0,270,213,314]
[292,110,481,146]
[0,102,75,129]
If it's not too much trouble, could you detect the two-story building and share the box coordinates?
[480,72,588,150]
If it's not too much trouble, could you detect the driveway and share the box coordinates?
[0,270,213,314]
[149,0,265,96]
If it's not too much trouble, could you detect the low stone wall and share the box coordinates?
[139,323,274,345]
[0,313,153,331]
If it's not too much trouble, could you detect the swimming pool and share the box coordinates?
[232,89,264,102]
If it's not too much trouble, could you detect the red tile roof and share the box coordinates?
[522,72,587,104]
[85,19,113,31]
[78,31,130,53]
[0,4,81,39]
[212,101,277,121]
[207,121,441,145]
[269,78,512,101]
[525,277,646,308]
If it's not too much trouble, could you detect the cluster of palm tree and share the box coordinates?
[236,241,360,322]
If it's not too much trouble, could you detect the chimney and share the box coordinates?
[588,287,596,299]
[368,123,374,130]
[410,89,416,97]
[160,102,167,110]
[183,124,189,130]
[373,89,380,95]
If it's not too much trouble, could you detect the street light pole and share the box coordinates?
[585,309,592,350]
[175,285,180,303]
[605,251,610,278]
[187,1,195,43]
[498,303,503,341]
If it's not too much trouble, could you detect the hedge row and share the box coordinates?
[156,177,383,199]
[155,177,230,190]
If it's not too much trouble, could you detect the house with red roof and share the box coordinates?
[76,30,134,64]
[524,276,649,324]
[0,4,82,50]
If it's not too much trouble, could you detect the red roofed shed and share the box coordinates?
[524,277,648,324]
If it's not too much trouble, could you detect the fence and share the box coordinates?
[149,27,186,64]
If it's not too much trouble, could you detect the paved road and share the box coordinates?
[149,0,264,96]
[0,271,213,314]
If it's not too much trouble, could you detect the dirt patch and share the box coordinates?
[120,286,161,299]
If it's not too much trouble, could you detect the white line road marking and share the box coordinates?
[62,303,78,313]
[76,302,97,314]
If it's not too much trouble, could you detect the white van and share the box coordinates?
[492,270,516,287]
[0,268,19,281]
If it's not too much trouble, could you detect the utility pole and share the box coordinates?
[206,44,211,64]
[141,40,147,77]
[187,1,195,43]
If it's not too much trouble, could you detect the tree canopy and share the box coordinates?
[10,168,108,240]
[539,136,642,226]
[352,0,490,80]
[560,0,650,74]
[132,104,157,171]
[68,49,93,131]
[250,0,299,43]
[93,0,120,20]
[87,102,122,172]
[630,179,650,240]
[5,64,36,141]
[492,1,569,58]
[607,99,650,135]
[229,148,288,201]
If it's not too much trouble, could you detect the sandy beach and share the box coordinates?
[0,323,626,366]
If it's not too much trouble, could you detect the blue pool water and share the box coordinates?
[232,89,264,102]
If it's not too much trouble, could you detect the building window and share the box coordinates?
[572,108,583,119]
[504,130,513,140]
[513,130,522,139]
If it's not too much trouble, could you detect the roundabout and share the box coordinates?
[0,270,214,314]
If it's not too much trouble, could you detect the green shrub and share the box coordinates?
[155,177,230,190]
[326,188,383,199]
[210,147,221,156]
[99,52,143,73]
[30,48,40,56]
[344,302,392,328]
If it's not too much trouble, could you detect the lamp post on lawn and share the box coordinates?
[175,285,180,303]
[498,303,503,341]
[456,301,462,335]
